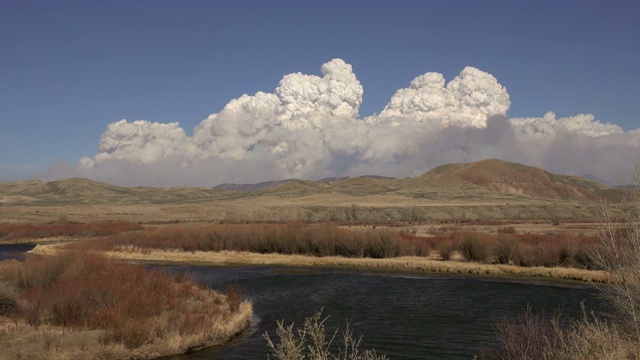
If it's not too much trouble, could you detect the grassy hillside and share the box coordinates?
[0,160,629,224]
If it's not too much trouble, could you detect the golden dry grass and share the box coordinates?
[31,244,611,283]
[0,302,252,360]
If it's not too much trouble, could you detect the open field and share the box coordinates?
[0,199,605,225]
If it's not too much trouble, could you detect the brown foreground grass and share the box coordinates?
[31,244,611,283]
[0,251,252,360]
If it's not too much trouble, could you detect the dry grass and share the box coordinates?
[479,306,640,360]
[0,251,252,359]
[32,245,611,283]
[548,311,639,360]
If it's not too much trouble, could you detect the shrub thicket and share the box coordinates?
[0,251,246,349]
[68,223,429,260]
[455,231,492,262]
[52,222,600,268]
[0,221,143,241]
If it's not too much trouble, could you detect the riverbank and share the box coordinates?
[0,304,252,360]
[0,249,253,360]
[31,244,611,283]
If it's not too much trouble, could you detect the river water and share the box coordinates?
[0,244,606,359]
[160,265,605,360]
[0,243,38,261]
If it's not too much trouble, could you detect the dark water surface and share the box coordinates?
[0,243,36,261]
[159,265,606,360]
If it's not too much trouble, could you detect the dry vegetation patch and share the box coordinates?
[26,221,612,283]
[0,251,252,359]
[0,221,143,243]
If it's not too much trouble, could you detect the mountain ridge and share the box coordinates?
[0,159,619,205]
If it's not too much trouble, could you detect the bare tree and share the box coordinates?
[591,161,640,341]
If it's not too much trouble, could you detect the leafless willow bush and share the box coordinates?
[72,223,423,259]
[0,251,248,349]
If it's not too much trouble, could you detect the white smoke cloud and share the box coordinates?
[63,58,639,187]
[371,66,510,128]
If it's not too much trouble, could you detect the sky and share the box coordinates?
[1,0,639,186]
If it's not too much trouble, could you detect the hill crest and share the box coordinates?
[0,160,616,205]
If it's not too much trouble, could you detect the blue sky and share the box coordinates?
[1,1,639,184]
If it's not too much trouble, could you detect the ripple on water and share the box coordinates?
[158,265,605,360]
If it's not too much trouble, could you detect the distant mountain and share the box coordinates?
[214,179,299,191]
[0,159,623,205]
[0,177,232,205]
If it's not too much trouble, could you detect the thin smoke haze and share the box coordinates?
[48,59,640,187]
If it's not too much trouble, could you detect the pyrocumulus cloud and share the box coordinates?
[59,58,639,186]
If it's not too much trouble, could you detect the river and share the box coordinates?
[159,265,605,360]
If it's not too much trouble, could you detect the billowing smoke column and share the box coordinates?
[66,58,639,186]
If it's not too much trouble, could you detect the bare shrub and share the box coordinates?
[481,305,640,360]
[456,232,491,262]
[479,305,554,360]
[264,309,387,360]
[493,237,517,265]
[398,231,431,257]
[435,240,456,261]
[0,221,142,241]
[368,230,401,258]
[497,226,517,235]
[76,223,417,260]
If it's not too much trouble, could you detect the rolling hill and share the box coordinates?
[0,159,618,206]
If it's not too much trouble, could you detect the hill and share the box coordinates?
[0,177,233,205]
[411,159,608,201]
[0,159,619,206]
